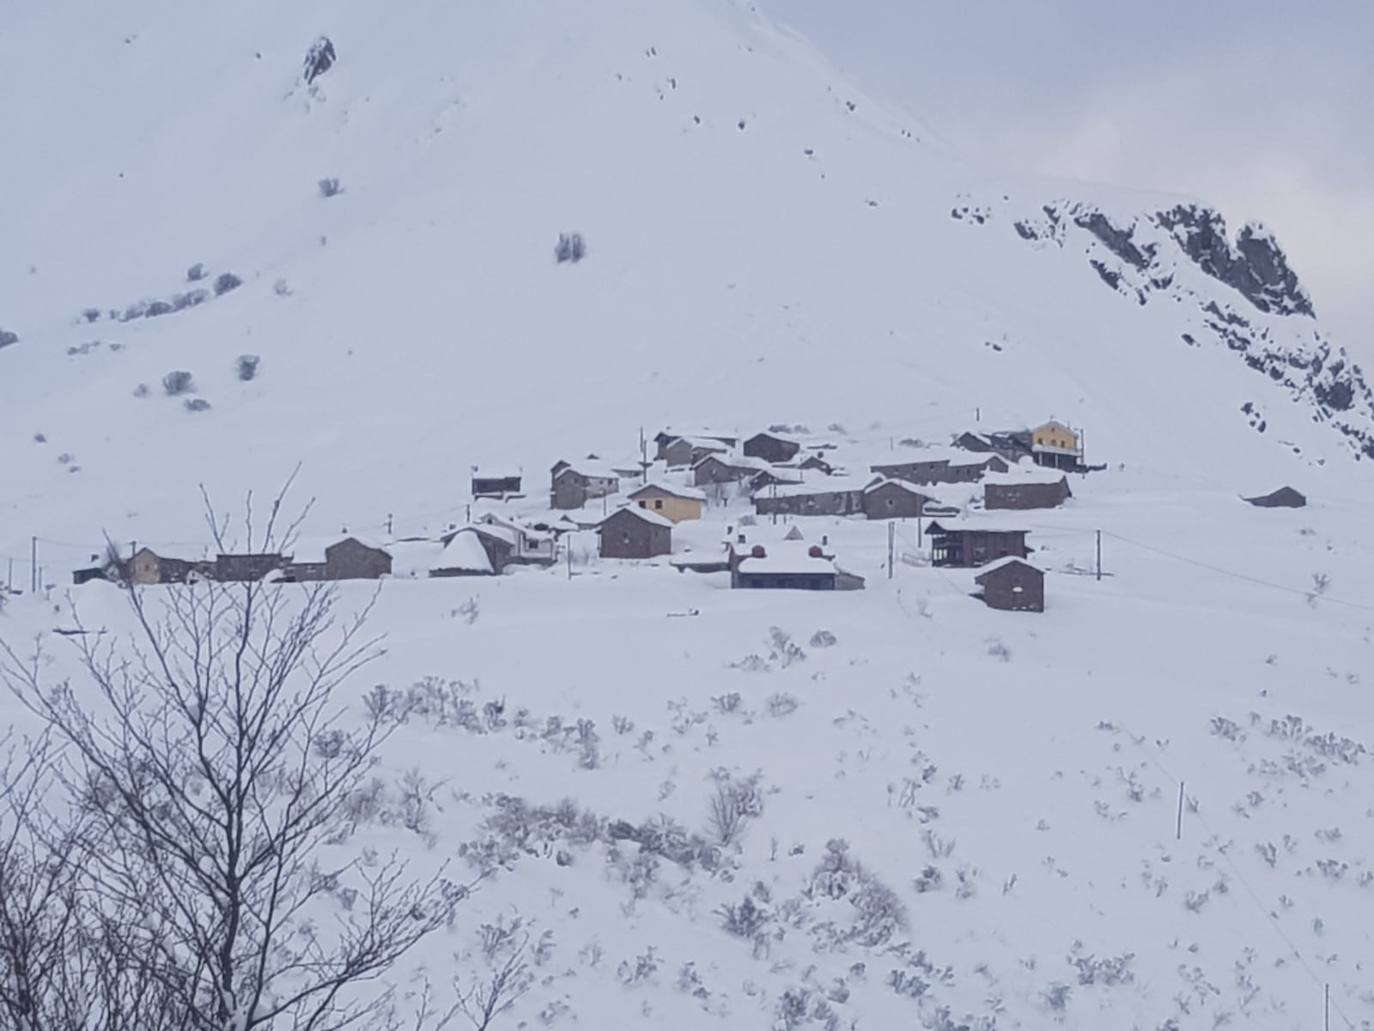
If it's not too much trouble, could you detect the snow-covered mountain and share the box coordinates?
[3,2,1374,1029]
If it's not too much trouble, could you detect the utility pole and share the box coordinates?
[566,540,573,581]
[1325,983,1331,1031]
[639,426,647,484]
[1095,530,1102,582]
[465,503,471,525]
[1176,781,1185,840]
[975,406,981,423]
[30,537,37,593]
[917,504,924,547]
[5,558,11,593]
[887,522,895,579]
[386,513,394,535]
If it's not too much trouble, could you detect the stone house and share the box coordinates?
[324,537,392,579]
[127,548,208,585]
[974,558,1045,612]
[692,453,771,487]
[861,479,937,520]
[551,462,620,510]
[654,430,737,460]
[628,482,705,523]
[215,553,289,582]
[983,475,1072,510]
[743,432,802,464]
[598,506,673,559]
[661,436,730,469]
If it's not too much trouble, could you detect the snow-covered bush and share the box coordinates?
[0,328,19,349]
[186,262,206,282]
[766,692,800,718]
[162,369,194,395]
[303,36,336,85]
[236,354,261,381]
[183,398,211,413]
[554,232,587,263]
[318,177,342,198]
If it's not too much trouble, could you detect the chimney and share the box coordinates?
[737,533,747,545]
[808,545,824,558]
[751,545,767,558]
[821,534,829,546]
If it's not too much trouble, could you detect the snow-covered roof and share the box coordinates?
[433,530,493,573]
[862,477,934,497]
[974,556,1042,579]
[668,435,731,451]
[752,475,876,499]
[982,468,1068,486]
[630,481,706,501]
[556,460,620,481]
[925,514,1032,533]
[693,452,773,472]
[736,545,836,575]
[600,505,674,529]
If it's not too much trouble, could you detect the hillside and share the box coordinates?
[2,1,1373,1029]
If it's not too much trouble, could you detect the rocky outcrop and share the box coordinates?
[302,36,336,86]
[1154,205,1313,317]
[0,328,17,349]
[1002,199,1371,459]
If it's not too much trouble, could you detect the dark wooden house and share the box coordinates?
[1244,486,1307,509]
[661,436,730,469]
[861,479,936,520]
[984,476,1072,511]
[953,430,1033,463]
[598,506,672,559]
[974,558,1044,612]
[693,454,764,487]
[325,537,392,579]
[128,548,207,585]
[744,432,802,464]
[471,473,522,499]
[926,520,1030,568]
[654,430,737,460]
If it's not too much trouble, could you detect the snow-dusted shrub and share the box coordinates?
[273,278,292,297]
[81,307,101,323]
[0,328,19,349]
[713,691,743,714]
[184,398,211,413]
[809,629,838,648]
[132,383,149,398]
[1043,983,1072,1012]
[1069,945,1135,987]
[769,627,806,666]
[172,289,208,311]
[186,262,206,282]
[318,177,342,198]
[766,692,800,718]
[236,354,261,381]
[213,272,243,296]
[162,370,194,395]
[807,839,906,947]
[616,946,659,986]
[707,777,763,846]
[718,894,770,940]
[554,232,587,263]
[986,638,1012,662]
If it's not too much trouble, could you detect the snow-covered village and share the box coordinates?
[3,2,1374,1030]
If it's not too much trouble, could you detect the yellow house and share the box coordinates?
[629,483,705,523]
[1031,420,1080,454]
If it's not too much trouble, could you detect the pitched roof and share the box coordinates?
[434,530,494,573]
[974,557,1043,580]
[599,505,674,529]
[752,475,876,500]
[629,481,707,501]
[862,477,935,498]
[736,545,836,576]
[554,460,620,481]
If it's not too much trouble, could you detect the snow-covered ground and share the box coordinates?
[2,0,1373,1027]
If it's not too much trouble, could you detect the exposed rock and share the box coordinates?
[0,328,17,349]
[1244,486,1306,508]
[1154,205,1313,317]
[302,36,336,86]
[1073,212,1154,270]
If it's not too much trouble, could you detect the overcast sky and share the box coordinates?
[765,0,1372,354]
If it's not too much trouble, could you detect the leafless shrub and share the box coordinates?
[161,369,194,395]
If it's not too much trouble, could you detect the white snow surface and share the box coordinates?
[3,1,1374,1029]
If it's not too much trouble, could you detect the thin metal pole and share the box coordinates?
[1095,530,1102,582]
[887,522,895,579]
[1176,782,1185,840]
[31,537,37,593]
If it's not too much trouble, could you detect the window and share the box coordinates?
[638,500,647,509]
[654,499,664,510]
[621,533,631,544]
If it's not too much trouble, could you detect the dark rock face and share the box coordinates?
[1074,212,1154,270]
[0,328,17,349]
[302,36,336,86]
[1154,205,1313,317]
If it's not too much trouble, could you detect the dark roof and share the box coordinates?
[1244,486,1307,508]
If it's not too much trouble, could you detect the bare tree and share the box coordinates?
[1,486,467,1031]
[454,942,531,1031]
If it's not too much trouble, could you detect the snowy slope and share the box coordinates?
[2,1,1374,1028]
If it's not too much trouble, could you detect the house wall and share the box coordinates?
[694,459,749,486]
[734,570,836,590]
[744,434,801,464]
[634,491,703,523]
[326,540,392,579]
[473,477,521,496]
[215,554,286,582]
[755,491,862,517]
[130,552,162,585]
[932,531,1029,568]
[984,480,1070,510]
[599,514,671,559]
[1033,423,1079,451]
[870,460,951,485]
[980,568,1045,611]
[862,484,932,520]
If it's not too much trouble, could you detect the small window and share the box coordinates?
[654,499,664,510]
[638,500,647,509]
[621,533,631,544]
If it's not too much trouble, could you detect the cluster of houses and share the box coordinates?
[76,421,1090,614]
